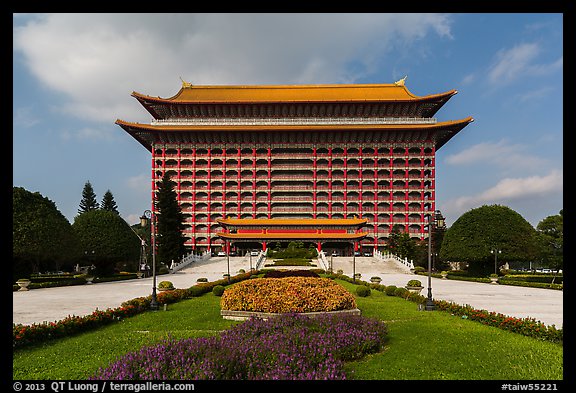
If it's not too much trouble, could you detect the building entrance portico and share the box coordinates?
[216,217,368,255]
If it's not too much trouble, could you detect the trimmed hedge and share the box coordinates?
[263,269,320,278]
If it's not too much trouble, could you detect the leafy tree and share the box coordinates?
[78,181,99,214]
[535,209,563,272]
[440,204,538,276]
[386,225,416,260]
[13,187,80,278]
[72,210,140,276]
[100,189,119,214]
[154,173,187,265]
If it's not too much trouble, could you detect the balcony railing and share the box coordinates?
[152,116,438,126]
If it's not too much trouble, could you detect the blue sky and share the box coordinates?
[13,13,563,228]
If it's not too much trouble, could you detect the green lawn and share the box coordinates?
[13,280,563,380]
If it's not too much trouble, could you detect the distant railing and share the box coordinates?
[152,117,438,126]
[170,251,211,273]
[255,249,268,270]
[317,251,329,271]
[374,250,414,271]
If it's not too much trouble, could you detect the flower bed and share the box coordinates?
[220,277,356,314]
[90,312,388,380]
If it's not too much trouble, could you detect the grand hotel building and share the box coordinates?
[117,79,472,255]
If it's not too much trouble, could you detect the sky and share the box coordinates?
[12,13,563,229]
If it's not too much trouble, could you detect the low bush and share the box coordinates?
[433,300,563,343]
[385,285,397,296]
[355,285,371,297]
[212,285,225,297]
[393,287,407,297]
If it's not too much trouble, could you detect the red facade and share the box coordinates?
[117,82,473,252]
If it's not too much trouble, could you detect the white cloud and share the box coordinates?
[445,139,547,171]
[514,86,556,103]
[13,13,453,131]
[487,42,562,85]
[127,173,149,192]
[13,106,40,128]
[444,169,563,216]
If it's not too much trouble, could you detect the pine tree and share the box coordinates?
[101,190,119,214]
[154,173,187,265]
[78,181,99,215]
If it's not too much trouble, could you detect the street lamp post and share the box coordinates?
[352,241,357,282]
[425,210,444,311]
[226,240,231,283]
[491,248,502,275]
[142,209,158,311]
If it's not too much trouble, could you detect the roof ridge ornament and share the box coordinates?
[180,77,193,88]
[394,75,407,86]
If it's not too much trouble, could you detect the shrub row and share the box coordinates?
[90,312,388,380]
[13,273,141,291]
[414,271,563,290]
[433,300,563,343]
[220,277,356,313]
[13,305,141,350]
[263,269,320,278]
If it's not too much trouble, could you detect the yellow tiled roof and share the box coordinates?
[216,218,368,226]
[132,83,457,104]
[216,232,368,240]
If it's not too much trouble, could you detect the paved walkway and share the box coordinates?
[13,256,563,328]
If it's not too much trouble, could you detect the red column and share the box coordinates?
[206,148,212,246]
[358,146,362,219]
[328,147,333,218]
[237,148,241,218]
[151,146,157,212]
[430,146,436,212]
[388,147,394,234]
[222,147,227,219]
[267,147,272,219]
[252,147,257,218]
[191,148,196,247]
[177,147,181,202]
[313,147,317,218]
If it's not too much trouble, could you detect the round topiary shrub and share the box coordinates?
[355,285,371,297]
[385,285,397,296]
[406,279,422,287]
[158,281,174,290]
[212,285,225,297]
[394,287,407,297]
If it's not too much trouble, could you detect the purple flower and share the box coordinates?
[90,313,387,380]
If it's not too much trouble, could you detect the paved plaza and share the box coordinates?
[13,256,563,328]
